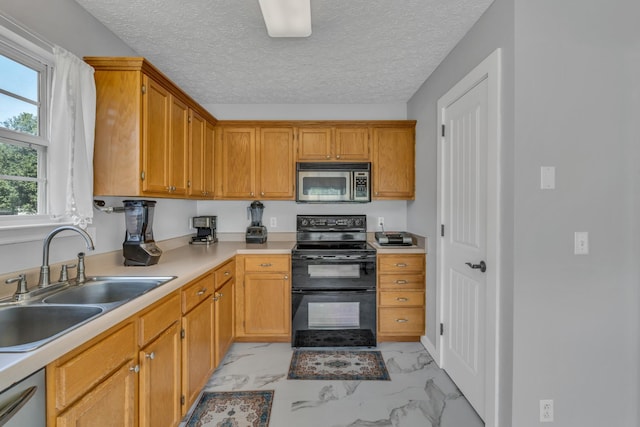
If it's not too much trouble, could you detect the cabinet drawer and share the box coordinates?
[378,307,425,335]
[244,256,289,272]
[378,254,425,273]
[53,321,136,410]
[215,259,235,290]
[140,292,180,346]
[378,274,425,290]
[379,291,425,307]
[182,273,214,314]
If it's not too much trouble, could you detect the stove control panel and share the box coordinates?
[297,215,366,231]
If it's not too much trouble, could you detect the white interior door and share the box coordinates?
[440,77,488,419]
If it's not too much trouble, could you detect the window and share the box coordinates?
[0,34,51,217]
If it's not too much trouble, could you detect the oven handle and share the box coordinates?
[292,288,376,294]
[292,254,376,261]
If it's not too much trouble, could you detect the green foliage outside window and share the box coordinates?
[0,112,39,215]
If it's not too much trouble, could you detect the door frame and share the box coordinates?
[435,48,502,426]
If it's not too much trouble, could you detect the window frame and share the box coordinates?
[0,15,60,230]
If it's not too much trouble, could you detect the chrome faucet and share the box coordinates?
[38,226,95,288]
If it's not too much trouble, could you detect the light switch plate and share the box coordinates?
[541,166,556,189]
[574,231,589,255]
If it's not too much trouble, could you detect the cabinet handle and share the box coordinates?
[395,319,409,323]
[214,292,222,301]
[284,275,289,280]
[260,263,272,267]
[395,263,408,267]
[250,192,254,196]
[187,180,191,188]
[145,352,155,360]
[396,297,409,302]
[202,191,207,195]
[224,271,230,276]
[129,365,140,373]
[336,155,340,159]
[261,191,265,196]
[395,280,408,285]
[197,288,207,296]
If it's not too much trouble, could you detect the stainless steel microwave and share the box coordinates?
[296,162,371,203]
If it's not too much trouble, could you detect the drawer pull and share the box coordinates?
[260,263,272,267]
[395,263,408,267]
[396,297,409,302]
[129,365,140,373]
[197,288,207,296]
[224,271,230,276]
[395,319,409,323]
[214,292,222,301]
[395,280,408,284]
[145,352,155,360]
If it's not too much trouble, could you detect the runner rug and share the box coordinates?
[185,390,274,427]
[287,350,391,381]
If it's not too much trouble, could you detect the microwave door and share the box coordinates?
[298,171,351,202]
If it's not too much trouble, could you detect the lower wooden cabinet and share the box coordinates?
[235,254,291,341]
[214,258,235,365]
[139,322,182,427]
[377,253,426,341]
[181,273,215,413]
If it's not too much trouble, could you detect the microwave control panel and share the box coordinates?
[354,171,370,200]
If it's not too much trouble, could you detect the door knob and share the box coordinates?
[465,260,487,273]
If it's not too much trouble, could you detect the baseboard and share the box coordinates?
[420,335,440,366]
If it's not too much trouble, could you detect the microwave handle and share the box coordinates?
[350,173,355,201]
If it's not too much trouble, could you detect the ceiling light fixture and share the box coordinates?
[258,0,312,38]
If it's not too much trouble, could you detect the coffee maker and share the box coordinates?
[122,200,162,266]
[190,216,217,245]
[245,200,267,244]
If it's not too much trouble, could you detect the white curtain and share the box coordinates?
[48,46,96,228]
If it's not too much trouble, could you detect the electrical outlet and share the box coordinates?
[377,217,384,228]
[270,217,277,228]
[540,399,554,422]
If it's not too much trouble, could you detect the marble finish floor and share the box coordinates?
[181,342,484,427]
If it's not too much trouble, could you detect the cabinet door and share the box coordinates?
[214,279,234,366]
[335,127,370,161]
[188,110,206,197]
[139,323,181,427]
[169,96,189,195]
[258,127,295,199]
[297,127,332,160]
[219,127,256,198]
[55,362,137,427]
[372,127,415,199]
[204,122,216,197]
[243,273,290,336]
[142,76,170,194]
[182,298,215,411]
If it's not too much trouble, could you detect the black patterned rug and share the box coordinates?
[185,390,274,427]
[287,350,391,381]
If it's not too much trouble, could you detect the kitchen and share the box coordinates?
[1,1,640,427]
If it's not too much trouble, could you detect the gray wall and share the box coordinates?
[512,0,640,426]
[408,0,640,426]
[406,1,515,424]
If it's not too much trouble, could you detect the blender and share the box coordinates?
[122,200,162,266]
[245,200,268,244]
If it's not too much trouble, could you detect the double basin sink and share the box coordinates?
[0,276,175,352]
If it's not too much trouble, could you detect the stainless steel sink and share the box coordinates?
[0,305,104,352]
[0,276,176,352]
[43,276,174,305]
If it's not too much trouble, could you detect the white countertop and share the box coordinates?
[0,236,426,391]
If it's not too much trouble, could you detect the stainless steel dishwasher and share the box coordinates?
[0,368,45,427]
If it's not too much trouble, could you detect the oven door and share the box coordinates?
[297,171,352,202]
[291,253,376,290]
[291,289,376,347]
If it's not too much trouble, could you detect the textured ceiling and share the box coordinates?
[74,0,494,104]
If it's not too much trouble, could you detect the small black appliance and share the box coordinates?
[245,200,268,244]
[122,200,162,266]
[190,216,217,245]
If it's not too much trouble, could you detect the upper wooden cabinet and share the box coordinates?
[188,111,215,199]
[85,57,217,198]
[297,126,370,161]
[372,126,416,200]
[216,125,295,200]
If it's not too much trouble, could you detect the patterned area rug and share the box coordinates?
[185,390,274,427]
[288,350,391,381]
